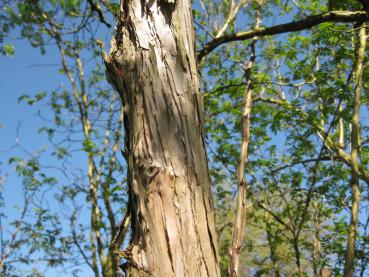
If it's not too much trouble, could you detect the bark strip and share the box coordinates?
[228,2,261,275]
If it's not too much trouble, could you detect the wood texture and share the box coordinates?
[104,0,220,276]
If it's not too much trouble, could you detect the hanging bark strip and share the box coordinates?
[228,2,262,276]
[343,22,366,277]
[103,0,220,276]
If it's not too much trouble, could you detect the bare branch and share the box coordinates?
[254,96,369,185]
[198,10,369,60]
[228,2,261,275]
[215,0,250,39]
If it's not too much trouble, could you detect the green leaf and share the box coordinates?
[8,156,22,164]
[82,139,97,153]
[1,44,14,56]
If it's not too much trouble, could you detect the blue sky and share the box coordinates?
[0,38,94,276]
[0,40,58,212]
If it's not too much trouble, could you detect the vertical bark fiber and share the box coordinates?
[104,0,220,276]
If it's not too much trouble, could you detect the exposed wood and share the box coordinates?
[228,2,261,275]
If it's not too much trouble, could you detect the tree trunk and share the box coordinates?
[104,0,220,276]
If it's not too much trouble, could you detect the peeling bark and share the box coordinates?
[228,2,261,275]
[104,0,220,276]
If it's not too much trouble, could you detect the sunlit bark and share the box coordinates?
[104,0,220,275]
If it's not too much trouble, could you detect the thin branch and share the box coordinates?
[228,2,261,275]
[87,0,112,27]
[254,96,369,185]
[0,191,31,270]
[198,10,369,60]
[257,202,293,232]
[70,212,95,272]
[215,0,250,39]
[271,156,333,173]
[99,0,118,18]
